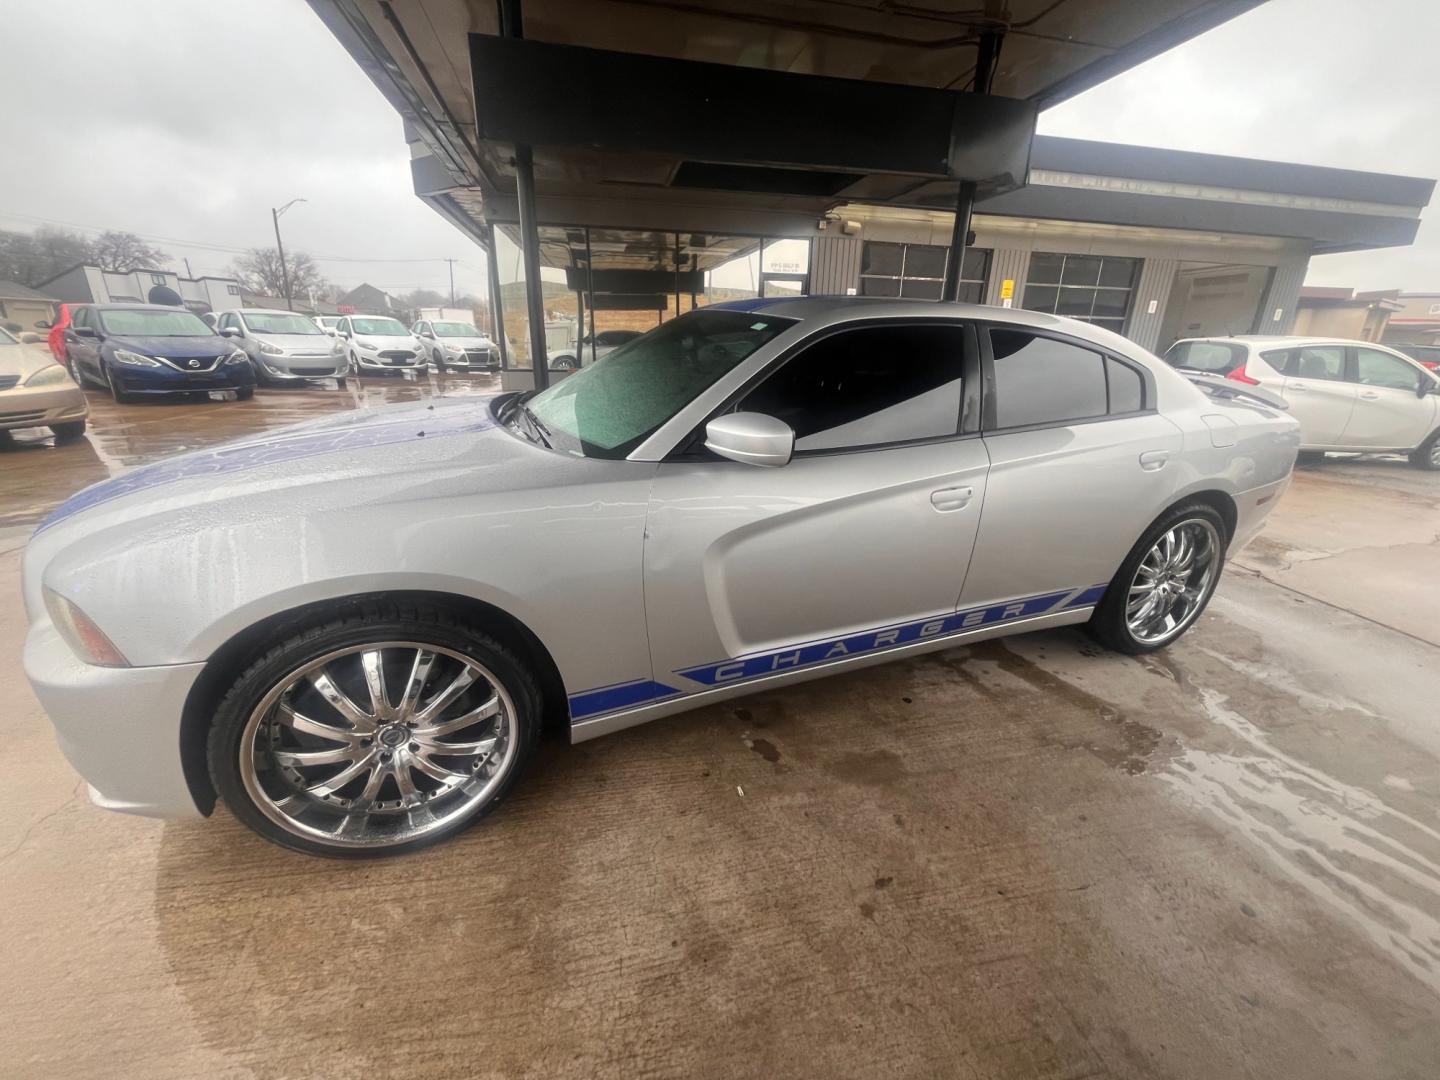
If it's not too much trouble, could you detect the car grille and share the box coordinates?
[463,349,493,364]
[156,354,224,373]
[0,375,20,390]
[380,351,418,363]
[292,366,337,376]
[1,410,47,424]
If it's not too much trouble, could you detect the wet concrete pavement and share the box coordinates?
[2,385,1439,1079]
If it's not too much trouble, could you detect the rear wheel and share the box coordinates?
[1088,503,1227,654]
[1408,430,1440,470]
[207,601,541,857]
[236,386,255,401]
[1296,450,1328,467]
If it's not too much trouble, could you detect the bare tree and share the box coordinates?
[0,226,96,286]
[90,231,169,273]
[230,247,328,302]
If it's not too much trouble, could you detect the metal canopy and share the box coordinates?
[308,0,1269,243]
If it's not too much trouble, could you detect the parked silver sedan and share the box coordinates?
[23,298,1299,856]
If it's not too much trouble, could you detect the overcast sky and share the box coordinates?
[1,0,1434,296]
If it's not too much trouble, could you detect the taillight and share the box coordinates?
[1225,365,1260,386]
[1421,360,1439,371]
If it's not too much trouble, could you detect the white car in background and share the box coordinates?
[1164,336,1440,469]
[333,315,427,375]
[411,318,500,373]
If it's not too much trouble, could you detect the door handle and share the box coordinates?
[1138,449,1172,472]
[930,485,973,512]
[1359,391,1380,399]
[1288,383,1308,391]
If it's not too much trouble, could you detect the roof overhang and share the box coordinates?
[308,0,1270,246]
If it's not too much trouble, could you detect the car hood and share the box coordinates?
[107,333,235,358]
[1,340,61,379]
[436,336,494,348]
[254,333,335,352]
[355,335,417,347]
[37,396,508,539]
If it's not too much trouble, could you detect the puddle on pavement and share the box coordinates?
[1159,677,1440,992]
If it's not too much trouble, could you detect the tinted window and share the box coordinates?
[1165,340,1246,374]
[990,329,1107,429]
[1267,345,1344,380]
[1354,348,1420,391]
[1107,358,1144,413]
[739,325,966,452]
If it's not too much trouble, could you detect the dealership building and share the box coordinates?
[306,0,1432,386]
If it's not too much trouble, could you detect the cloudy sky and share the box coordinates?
[1,0,1434,296]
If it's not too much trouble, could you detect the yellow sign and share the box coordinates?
[1000,278,1015,300]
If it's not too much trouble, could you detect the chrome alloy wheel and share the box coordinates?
[1125,518,1221,646]
[239,642,518,849]
[1430,439,1440,467]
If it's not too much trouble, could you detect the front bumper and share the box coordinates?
[23,619,205,818]
[435,348,499,371]
[355,350,426,371]
[0,384,89,431]
[258,353,348,380]
[114,362,255,394]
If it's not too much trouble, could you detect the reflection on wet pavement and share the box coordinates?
[0,373,499,532]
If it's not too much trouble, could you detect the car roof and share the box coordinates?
[235,308,311,315]
[91,303,196,312]
[1171,334,1404,349]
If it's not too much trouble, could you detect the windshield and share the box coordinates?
[1163,340,1247,374]
[525,309,794,458]
[99,308,214,337]
[352,317,408,336]
[316,317,341,327]
[433,321,481,338]
[244,312,323,335]
[0,327,16,345]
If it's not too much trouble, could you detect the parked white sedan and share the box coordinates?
[332,315,427,374]
[1164,336,1440,468]
[24,299,1299,856]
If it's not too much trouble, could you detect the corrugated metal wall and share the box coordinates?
[1257,261,1308,334]
[811,236,863,295]
[984,248,1031,307]
[1127,258,1179,352]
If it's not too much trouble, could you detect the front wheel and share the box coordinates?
[105,363,136,404]
[236,386,255,401]
[1408,430,1440,470]
[1088,503,1227,654]
[207,601,541,857]
[50,420,87,441]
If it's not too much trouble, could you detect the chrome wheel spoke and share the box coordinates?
[421,735,498,757]
[277,702,363,743]
[306,752,378,798]
[398,650,437,718]
[414,694,499,738]
[414,667,478,724]
[361,649,394,721]
[410,753,473,785]
[274,745,358,768]
[308,671,375,731]
[393,761,419,802]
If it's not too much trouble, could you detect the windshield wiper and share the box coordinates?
[521,404,552,448]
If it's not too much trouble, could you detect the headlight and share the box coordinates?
[43,587,129,667]
[444,343,465,354]
[25,364,73,387]
[256,340,284,356]
[224,350,249,366]
[113,349,160,367]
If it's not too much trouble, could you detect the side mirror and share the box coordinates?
[35,320,52,330]
[71,326,97,339]
[704,412,795,468]
[219,326,241,338]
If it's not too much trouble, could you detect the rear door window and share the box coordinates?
[989,329,1107,429]
[1266,346,1345,381]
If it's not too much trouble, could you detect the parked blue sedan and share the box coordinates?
[63,304,256,403]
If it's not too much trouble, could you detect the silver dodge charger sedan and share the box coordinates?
[22,298,1300,856]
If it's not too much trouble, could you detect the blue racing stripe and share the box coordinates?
[1066,584,1109,608]
[569,679,683,720]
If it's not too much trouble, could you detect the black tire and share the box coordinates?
[336,377,348,390]
[1296,450,1327,467]
[236,386,255,401]
[553,355,577,371]
[1408,429,1440,470]
[433,349,445,373]
[105,362,136,404]
[1087,501,1229,655]
[206,599,542,858]
[50,420,87,441]
[63,349,85,385]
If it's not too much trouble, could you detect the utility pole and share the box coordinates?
[446,258,456,306]
[271,197,306,310]
[183,257,194,279]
